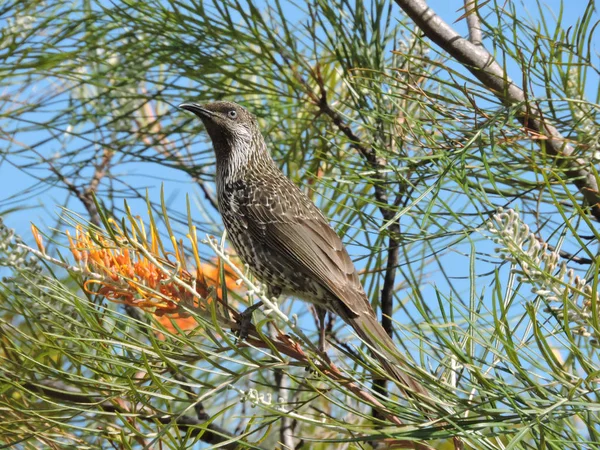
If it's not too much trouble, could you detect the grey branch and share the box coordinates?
[394,0,600,220]
[464,0,482,45]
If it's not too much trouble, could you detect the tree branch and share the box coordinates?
[45,159,105,227]
[463,0,482,46]
[394,0,600,220]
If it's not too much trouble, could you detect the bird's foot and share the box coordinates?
[313,305,328,354]
[234,300,264,341]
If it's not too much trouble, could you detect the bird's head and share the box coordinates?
[179,101,257,150]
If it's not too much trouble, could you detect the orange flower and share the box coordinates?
[32,215,244,320]
[32,212,246,337]
[61,224,194,316]
[154,259,244,334]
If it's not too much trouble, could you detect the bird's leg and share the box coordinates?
[236,286,281,340]
[236,300,263,340]
[315,305,328,353]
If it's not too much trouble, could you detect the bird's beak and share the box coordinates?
[179,103,214,118]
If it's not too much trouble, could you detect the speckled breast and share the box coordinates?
[218,185,329,305]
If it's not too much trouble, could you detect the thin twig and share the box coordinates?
[270,321,296,449]
[17,243,103,279]
[46,161,103,227]
[85,148,113,202]
[39,145,112,228]
[173,373,209,421]
[274,368,295,449]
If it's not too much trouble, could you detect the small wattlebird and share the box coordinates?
[180,100,432,403]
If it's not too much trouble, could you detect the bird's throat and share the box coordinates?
[215,135,273,185]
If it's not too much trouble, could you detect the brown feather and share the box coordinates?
[243,196,432,399]
[340,308,433,399]
[238,176,367,314]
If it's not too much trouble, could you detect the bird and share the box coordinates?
[180,100,431,401]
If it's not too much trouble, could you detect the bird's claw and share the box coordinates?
[234,300,264,341]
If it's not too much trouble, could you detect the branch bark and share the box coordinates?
[44,150,111,228]
[464,0,482,46]
[394,0,600,220]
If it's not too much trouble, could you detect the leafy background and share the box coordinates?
[1,0,599,448]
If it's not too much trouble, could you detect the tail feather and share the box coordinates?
[340,308,433,403]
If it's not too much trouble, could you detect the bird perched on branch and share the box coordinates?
[180,100,430,401]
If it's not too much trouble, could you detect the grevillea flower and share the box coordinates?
[31,214,242,321]
[487,208,600,346]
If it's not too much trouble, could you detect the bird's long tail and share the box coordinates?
[340,309,435,407]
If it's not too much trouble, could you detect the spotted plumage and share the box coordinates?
[180,100,429,398]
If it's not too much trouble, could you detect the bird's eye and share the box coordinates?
[228,110,238,119]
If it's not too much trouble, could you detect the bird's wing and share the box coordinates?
[235,179,436,404]
[237,178,371,317]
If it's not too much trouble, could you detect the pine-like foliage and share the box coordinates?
[0,1,598,448]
